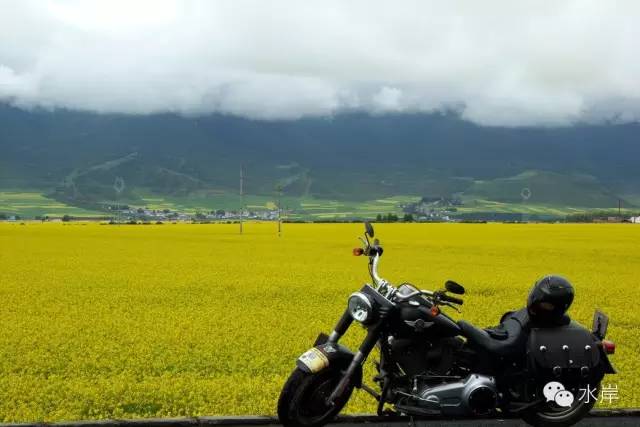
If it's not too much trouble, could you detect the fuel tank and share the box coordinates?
[392,284,461,338]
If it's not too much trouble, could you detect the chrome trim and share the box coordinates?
[394,288,435,301]
[348,292,373,323]
[348,292,373,309]
[371,253,384,285]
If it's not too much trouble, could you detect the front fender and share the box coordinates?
[296,335,363,387]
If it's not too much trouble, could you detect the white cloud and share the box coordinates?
[372,87,403,112]
[1,0,639,126]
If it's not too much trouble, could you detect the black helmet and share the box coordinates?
[527,275,574,324]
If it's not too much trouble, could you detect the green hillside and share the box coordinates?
[465,170,624,208]
[1,105,639,218]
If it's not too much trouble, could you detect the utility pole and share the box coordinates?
[239,165,244,234]
[619,199,622,217]
[276,184,283,237]
[113,177,125,224]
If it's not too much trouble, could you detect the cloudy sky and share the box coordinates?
[1,0,639,126]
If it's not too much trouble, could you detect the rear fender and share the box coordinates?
[296,334,363,387]
[592,310,615,374]
[592,310,609,340]
[598,347,616,374]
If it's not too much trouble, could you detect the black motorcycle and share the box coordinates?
[278,222,616,427]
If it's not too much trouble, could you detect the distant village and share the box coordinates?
[1,197,640,224]
[0,205,281,223]
[399,196,462,222]
[105,205,281,223]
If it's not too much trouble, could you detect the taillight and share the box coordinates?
[602,340,616,355]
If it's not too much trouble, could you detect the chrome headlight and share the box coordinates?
[348,292,373,323]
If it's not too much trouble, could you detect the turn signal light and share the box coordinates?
[602,340,616,355]
[353,247,364,256]
[430,306,440,317]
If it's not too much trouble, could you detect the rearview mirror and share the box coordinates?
[364,221,374,238]
[445,280,465,295]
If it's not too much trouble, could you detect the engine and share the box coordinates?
[390,336,464,377]
[389,337,497,416]
[416,374,498,416]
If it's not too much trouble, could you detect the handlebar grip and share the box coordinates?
[442,294,464,305]
[365,245,384,257]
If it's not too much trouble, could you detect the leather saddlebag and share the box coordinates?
[528,322,600,383]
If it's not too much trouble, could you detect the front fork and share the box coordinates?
[327,308,353,343]
[325,309,383,405]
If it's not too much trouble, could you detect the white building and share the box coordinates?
[631,216,640,224]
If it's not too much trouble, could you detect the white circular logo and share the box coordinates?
[113,177,125,194]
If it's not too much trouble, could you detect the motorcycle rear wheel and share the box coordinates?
[277,367,355,427]
[521,382,599,427]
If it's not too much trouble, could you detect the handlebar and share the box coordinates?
[439,293,464,305]
[356,227,464,309]
[394,288,434,301]
[370,253,384,285]
[394,289,463,306]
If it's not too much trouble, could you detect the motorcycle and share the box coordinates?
[278,222,616,427]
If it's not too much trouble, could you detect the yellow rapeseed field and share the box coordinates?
[0,222,638,422]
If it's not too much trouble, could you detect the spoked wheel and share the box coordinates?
[521,383,599,427]
[278,367,355,427]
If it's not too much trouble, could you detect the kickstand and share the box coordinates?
[408,416,416,427]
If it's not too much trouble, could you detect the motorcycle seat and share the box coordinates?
[458,318,526,357]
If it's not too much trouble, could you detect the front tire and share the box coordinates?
[278,367,355,427]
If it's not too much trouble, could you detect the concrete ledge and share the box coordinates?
[198,417,278,426]
[117,418,199,427]
[2,409,639,427]
[52,422,122,427]
[590,408,640,417]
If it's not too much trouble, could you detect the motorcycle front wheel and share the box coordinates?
[521,382,599,427]
[277,367,355,427]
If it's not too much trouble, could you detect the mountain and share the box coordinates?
[1,104,639,214]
